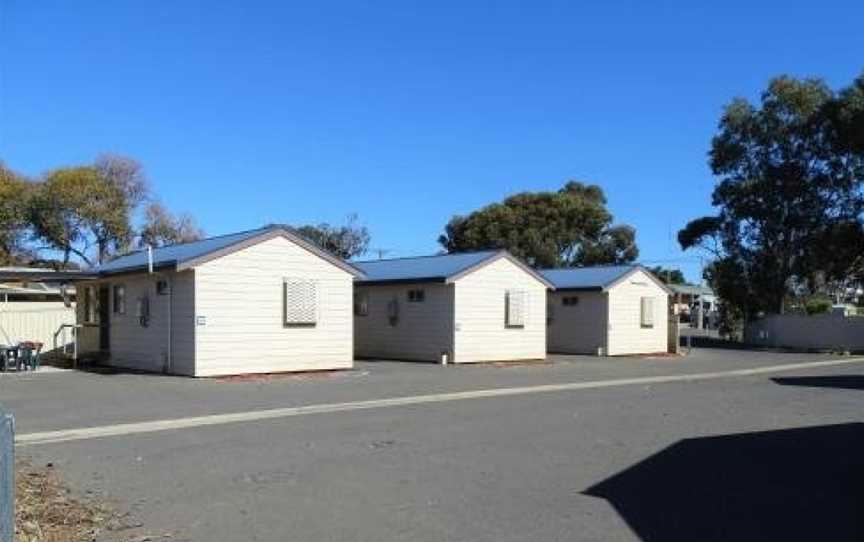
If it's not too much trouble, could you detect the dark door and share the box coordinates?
[98,286,110,351]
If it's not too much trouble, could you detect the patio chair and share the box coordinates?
[0,346,18,372]
[19,342,43,371]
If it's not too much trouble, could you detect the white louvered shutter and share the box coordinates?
[640,297,654,327]
[283,279,318,325]
[506,290,527,327]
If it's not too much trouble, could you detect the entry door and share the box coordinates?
[98,286,110,351]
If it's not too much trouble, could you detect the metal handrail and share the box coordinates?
[53,323,83,367]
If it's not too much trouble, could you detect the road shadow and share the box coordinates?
[584,423,864,541]
[772,375,864,391]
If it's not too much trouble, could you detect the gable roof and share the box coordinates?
[540,265,672,294]
[354,250,554,288]
[96,225,364,277]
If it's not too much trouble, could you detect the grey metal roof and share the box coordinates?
[355,251,500,283]
[95,225,363,277]
[97,227,272,274]
[540,266,638,291]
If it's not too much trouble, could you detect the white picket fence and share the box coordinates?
[0,302,76,351]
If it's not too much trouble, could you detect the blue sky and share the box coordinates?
[1,1,862,281]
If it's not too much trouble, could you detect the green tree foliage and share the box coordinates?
[804,297,833,315]
[0,162,36,265]
[28,166,136,266]
[295,214,371,259]
[138,202,205,247]
[2,155,207,267]
[679,74,864,319]
[439,181,638,267]
[648,266,686,285]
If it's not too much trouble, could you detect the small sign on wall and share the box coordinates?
[196,315,207,326]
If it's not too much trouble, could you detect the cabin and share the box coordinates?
[353,251,553,363]
[73,225,363,376]
[542,266,672,356]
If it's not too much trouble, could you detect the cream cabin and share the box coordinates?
[73,225,362,376]
[353,251,553,363]
[542,266,672,356]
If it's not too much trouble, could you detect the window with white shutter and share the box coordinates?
[283,278,318,326]
[640,296,654,328]
[505,290,527,328]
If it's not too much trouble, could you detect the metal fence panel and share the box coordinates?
[0,405,13,542]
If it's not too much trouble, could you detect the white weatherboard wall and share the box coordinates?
[354,283,454,362]
[193,236,354,376]
[76,271,196,375]
[606,269,669,355]
[546,291,608,354]
[452,257,547,362]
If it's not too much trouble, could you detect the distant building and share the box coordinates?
[667,283,717,328]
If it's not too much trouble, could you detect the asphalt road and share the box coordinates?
[3,349,863,541]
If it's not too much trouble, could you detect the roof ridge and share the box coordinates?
[539,264,637,272]
[354,249,500,265]
[102,225,277,263]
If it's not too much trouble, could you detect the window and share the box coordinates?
[407,289,425,303]
[387,297,399,326]
[137,295,150,327]
[83,286,96,323]
[505,290,527,328]
[640,296,654,328]
[562,296,580,307]
[283,278,318,326]
[354,291,369,316]
[156,279,170,295]
[113,284,126,315]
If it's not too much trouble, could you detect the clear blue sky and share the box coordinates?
[2,1,862,281]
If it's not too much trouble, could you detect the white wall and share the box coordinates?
[194,236,355,376]
[546,291,608,354]
[0,301,76,351]
[606,269,669,355]
[354,283,454,362]
[77,271,196,375]
[453,257,547,363]
[746,313,864,352]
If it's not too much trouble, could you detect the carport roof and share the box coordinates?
[355,250,554,287]
[0,267,97,282]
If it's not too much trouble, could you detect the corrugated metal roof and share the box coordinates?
[540,266,636,290]
[355,251,500,283]
[97,226,272,274]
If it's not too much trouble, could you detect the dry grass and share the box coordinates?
[15,460,111,542]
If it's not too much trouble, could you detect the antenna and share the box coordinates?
[371,248,391,260]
